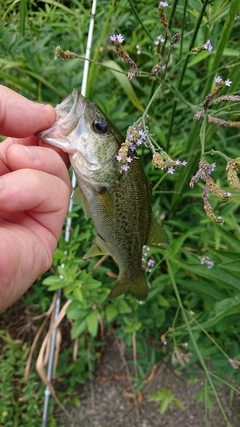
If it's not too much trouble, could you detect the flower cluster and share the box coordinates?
[172,346,193,366]
[190,159,231,224]
[194,76,234,120]
[154,34,165,45]
[159,1,169,6]
[203,39,213,51]
[136,44,142,55]
[142,246,155,273]
[152,152,187,174]
[115,125,147,172]
[110,34,140,80]
[192,39,213,54]
[110,34,124,43]
[200,256,214,269]
[158,1,171,37]
[54,45,77,60]
[226,158,240,191]
[214,76,232,86]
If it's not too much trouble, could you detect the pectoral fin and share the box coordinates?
[96,187,115,218]
[72,186,91,219]
[147,219,170,249]
[83,236,109,259]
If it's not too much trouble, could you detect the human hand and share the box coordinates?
[0,85,72,311]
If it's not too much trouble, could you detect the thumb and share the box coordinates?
[0,85,56,138]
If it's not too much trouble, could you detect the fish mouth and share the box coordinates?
[37,89,85,153]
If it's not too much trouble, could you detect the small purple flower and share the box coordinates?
[175,159,181,165]
[139,130,147,140]
[110,34,124,43]
[225,79,232,87]
[203,40,213,51]
[121,164,130,172]
[130,144,136,151]
[128,134,135,141]
[227,192,232,197]
[136,139,143,146]
[208,162,216,174]
[182,160,188,166]
[147,259,155,268]
[136,44,142,55]
[159,1,169,7]
[126,156,133,163]
[116,154,122,161]
[215,76,222,83]
[168,167,175,174]
[200,256,214,269]
[163,340,168,346]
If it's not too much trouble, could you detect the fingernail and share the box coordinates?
[23,146,39,161]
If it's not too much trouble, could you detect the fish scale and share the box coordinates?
[38,89,170,299]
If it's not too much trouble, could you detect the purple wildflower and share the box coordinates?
[136,44,142,55]
[208,162,216,174]
[121,164,130,172]
[139,130,147,140]
[126,156,133,163]
[203,40,213,51]
[175,159,181,165]
[129,144,136,151]
[110,34,124,43]
[225,79,232,87]
[116,154,122,161]
[168,167,175,174]
[182,160,188,166]
[200,256,214,269]
[147,259,155,268]
[215,76,222,83]
[159,1,169,7]
[155,35,165,45]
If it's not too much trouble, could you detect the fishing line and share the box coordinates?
[41,1,97,425]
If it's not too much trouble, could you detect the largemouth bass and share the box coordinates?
[38,89,170,299]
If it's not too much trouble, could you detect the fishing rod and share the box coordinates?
[41,1,97,425]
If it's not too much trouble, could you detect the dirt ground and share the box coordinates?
[57,339,240,427]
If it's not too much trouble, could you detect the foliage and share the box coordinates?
[1,0,240,425]
[0,331,57,427]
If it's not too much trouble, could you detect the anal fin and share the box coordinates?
[147,219,170,249]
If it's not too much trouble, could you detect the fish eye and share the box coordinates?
[92,119,108,134]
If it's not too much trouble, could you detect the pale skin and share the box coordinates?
[0,85,72,311]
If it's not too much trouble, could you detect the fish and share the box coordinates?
[38,89,170,299]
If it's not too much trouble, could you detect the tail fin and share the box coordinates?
[109,273,148,300]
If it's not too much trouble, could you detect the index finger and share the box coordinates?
[0,85,56,137]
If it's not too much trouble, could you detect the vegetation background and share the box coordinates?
[0,0,240,426]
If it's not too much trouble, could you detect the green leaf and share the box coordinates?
[106,304,118,322]
[117,299,132,314]
[42,276,61,285]
[86,310,98,337]
[71,318,87,339]
[73,287,83,302]
[102,60,145,112]
[183,264,240,291]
